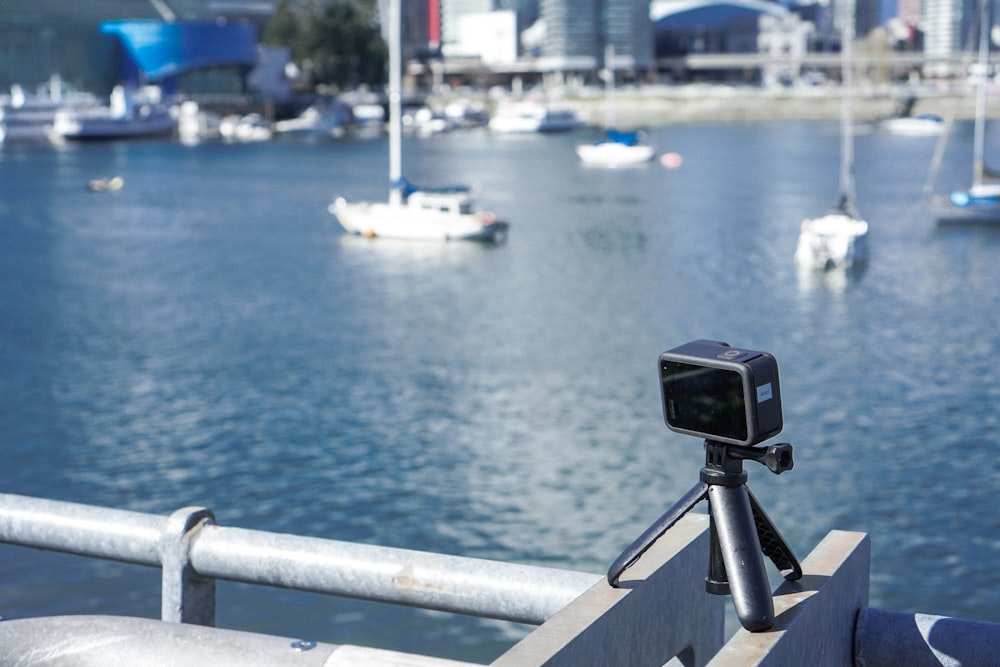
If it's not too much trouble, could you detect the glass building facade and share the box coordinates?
[0,1,257,94]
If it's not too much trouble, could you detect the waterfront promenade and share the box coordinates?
[461,83,986,126]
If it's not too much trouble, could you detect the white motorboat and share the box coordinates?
[488,100,581,133]
[402,106,454,135]
[329,0,508,243]
[52,85,174,141]
[929,0,1000,225]
[796,20,868,271]
[273,101,350,137]
[175,100,222,144]
[1,77,100,144]
[219,113,272,142]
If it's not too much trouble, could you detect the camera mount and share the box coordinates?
[607,439,802,632]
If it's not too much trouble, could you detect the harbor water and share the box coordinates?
[2,120,999,662]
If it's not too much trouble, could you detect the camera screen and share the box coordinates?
[661,360,748,442]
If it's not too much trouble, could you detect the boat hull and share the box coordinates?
[52,84,175,141]
[53,113,175,141]
[795,213,869,270]
[330,200,508,243]
[882,116,944,136]
[488,103,581,133]
[576,141,655,167]
[930,193,1000,226]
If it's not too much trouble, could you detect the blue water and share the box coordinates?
[2,120,1000,662]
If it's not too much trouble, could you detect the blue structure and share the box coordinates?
[100,20,257,91]
[652,0,787,30]
[650,0,788,60]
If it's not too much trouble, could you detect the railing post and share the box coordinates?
[159,506,216,626]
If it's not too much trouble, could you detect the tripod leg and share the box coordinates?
[607,482,709,586]
[708,484,775,632]
[705,514,729,595]
[747,487,803,581]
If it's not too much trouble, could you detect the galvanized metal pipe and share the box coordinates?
[0,494,600,625]
[190,524,600,624]
[0,494,163,565]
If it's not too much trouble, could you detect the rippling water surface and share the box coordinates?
[2,119,1000,661]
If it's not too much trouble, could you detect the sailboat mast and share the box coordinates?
[388,0,403,205]
[604,43,615,129]
[973,0,990,189]
[839,15,857,215]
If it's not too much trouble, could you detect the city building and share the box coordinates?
[2,0,992,105]
[0,1,270,97]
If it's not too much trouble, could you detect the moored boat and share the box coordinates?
[331,183,507,242]
[87,176,125,192]
[52,85,174,141]
[219,113,272,142]
[1,78,100,144]
[273,101,350,137]
[795,202,869,271]
[882,113,945,136]
[489,99,581,133]
[329,0,508,243]
[576,45,656,167]
[576,129,655,167]
[929,0,1000,226]
[175,100,222,144]
[796,20,869,271]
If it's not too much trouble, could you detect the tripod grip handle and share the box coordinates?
[708,484,775,632]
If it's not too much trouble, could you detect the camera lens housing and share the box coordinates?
[659,340,783,446]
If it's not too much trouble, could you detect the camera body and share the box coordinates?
[659,340,782,446]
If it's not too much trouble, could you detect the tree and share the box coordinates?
[261,0,387,91]
[309,0,386,88]
[261,0,302,51]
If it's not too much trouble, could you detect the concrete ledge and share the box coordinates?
[707,530,870,667]
[326,645,480,667]
[493,513,724,667]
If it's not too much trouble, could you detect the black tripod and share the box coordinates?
[607,440,803,632]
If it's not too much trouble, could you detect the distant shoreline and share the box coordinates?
[494,84,987,127]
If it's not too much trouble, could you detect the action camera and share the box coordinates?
[659,340,782,446]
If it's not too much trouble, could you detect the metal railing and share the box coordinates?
[0,493,599,626]
[4,492,1000,666]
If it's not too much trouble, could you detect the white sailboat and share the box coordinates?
[575,45,655,168]
[795,21,869,271]
[329,0,508,242]
[930,0,1000,225]
[883,113,945,136]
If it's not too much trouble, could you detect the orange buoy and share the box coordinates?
[660,152,683,169]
